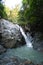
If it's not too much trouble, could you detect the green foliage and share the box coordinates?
[7,5,19,23]
[0,2,7,19]
[0,2,4,18]
[29,0,43,32]
[19,0,43,32]
[18,0,30,24]
[0,2,19,23]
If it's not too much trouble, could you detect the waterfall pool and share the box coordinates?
[0,45,43,64]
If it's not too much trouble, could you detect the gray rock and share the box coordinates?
[0,57,20,65]
[32,32,43,51]
[0,19,25,48]
[0,57,35,65]
[6,62,15,65]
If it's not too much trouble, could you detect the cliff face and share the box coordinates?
[32,32,43,51]
[21,25,43,51]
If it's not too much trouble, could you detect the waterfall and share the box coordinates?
[20,26,33,48]
[16,24,33,48]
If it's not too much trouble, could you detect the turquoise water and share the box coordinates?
[1,45,43,64]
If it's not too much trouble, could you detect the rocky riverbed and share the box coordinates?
[0,56,42,65]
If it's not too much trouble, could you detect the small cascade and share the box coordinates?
[19,26,33,48]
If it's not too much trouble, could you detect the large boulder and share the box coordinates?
[0,19,26,48]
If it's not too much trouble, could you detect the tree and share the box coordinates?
[18,0,30,24]
[7,5,19,23]
[0,0,7,19]
[29,0,43,32]
[19,0,43,32]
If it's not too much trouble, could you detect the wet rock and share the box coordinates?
[22,60,34,65]
[0,57,20,65]
[32,32,43,51]
[0,45,6,54]
[0,56,42,65]
[6,62,16,65]
[10,56,21,63]
[0,19,26,48]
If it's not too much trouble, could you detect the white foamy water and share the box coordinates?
[19,26,33,48]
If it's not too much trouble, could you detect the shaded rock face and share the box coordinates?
[32,32,43,51]
[0,19,26,48]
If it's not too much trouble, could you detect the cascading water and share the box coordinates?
[19,26,33,48]
[16,24,33,48]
